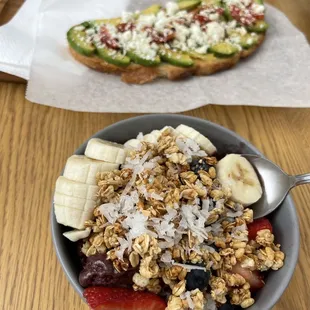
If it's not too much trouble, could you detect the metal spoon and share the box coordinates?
[242,154,310,219]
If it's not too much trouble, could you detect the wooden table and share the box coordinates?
[0,1,309,310]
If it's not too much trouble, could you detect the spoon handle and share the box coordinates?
[293,173,310,186]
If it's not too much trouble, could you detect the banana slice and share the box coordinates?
[124,139,142,149]
[63,155,119,185]
[54,192,96,212]
[216,154,263,206]
[176,124,217,155]
[63,228,91,242]
[54,204,93,229]
[56,176,98,201]
[143,130,162,144]
[160,126,176,135]
[85,138,126,164]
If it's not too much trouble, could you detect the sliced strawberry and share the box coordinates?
[247,218,273,241]
[231,263,265,291]
[84,287,166,310]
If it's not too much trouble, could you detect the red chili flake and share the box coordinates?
[100,26,119,50]
[230,5,255,26]
[152,31,175,44]
[252,13,265,20]
[144,26,175,44]
[193,13,210,25]
[230,5,241,19]
[117,22,135,32]
[216,7,224,15]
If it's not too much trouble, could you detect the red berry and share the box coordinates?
[231,263,265,291]
[84,287,166,310]
[247,218,273,241]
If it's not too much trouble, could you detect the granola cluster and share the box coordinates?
[80,128,285,310]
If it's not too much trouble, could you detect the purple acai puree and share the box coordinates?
[79,253,137,288]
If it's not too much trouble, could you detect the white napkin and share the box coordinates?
[0,0,41,79]
[1,0,310,112]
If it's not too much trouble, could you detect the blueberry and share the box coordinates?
[190,157,212,175]
[186,269,210,291]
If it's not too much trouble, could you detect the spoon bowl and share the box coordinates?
[244,154,310,219]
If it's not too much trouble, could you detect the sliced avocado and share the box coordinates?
[223,3,232,21]
[178,0,202,11]
[96,46,131,67]
[247,20,268,33]
[81,21,92,28]
[126,50,161,67]
[188,51,213,60]
[141,4,162,15]
[67,26,95,56]
[229,32,258,49]
[254,0,264,4]
[159,48,194,67]
[209,42,238,58]
[239,34,258,49]
[202,0,221,6]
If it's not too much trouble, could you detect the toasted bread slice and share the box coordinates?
[69,33,265,84]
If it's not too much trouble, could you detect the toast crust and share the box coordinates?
[69,33,265,84]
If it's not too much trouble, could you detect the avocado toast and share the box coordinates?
[67,0,268,84]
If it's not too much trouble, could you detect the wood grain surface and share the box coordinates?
[0,0,8,16]
[0,1,310,310]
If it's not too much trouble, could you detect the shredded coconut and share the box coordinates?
[204,294,217,310]
[136,132,144,140]
[181,291,195,309]
[161,251,172,263]
[99,203,120,224]
[173,261,206,271]
[227,210,243,218]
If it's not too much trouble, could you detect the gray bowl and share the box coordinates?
[51,114,299,310]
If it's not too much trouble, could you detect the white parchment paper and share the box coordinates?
[25,0,310,112]
[0,0,41,79]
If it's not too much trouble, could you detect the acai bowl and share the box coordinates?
[51,114,299,310]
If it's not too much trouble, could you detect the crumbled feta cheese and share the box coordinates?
[209,13,219,21]
[85,28,95,35]
[235,26,247,36]
[195,46,208,54]
[137,14,157,28]
[74,25,85,31]
[166,2,179,16]
[226,20,237,30]
[122,11,135,23]
[120,30,132,43]
[224,0,250,7]
[154,11,169,31]
[251,3,265,14]
[230,35,241,44]
[206,22,225,43]
[105,23,117,37]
